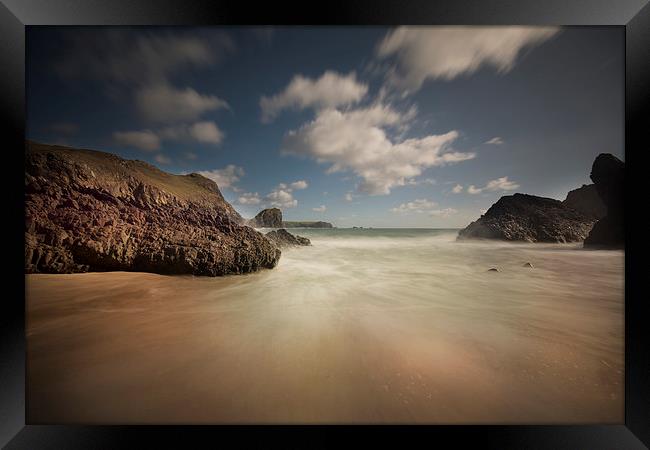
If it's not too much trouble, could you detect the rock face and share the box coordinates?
[282,221,334,228]
[248,208,283,228]
[563,184,606,220]
[247,208,334,229]
[265,229,311,248]
[584,153,624,248]
[457,193,595,243]
[25,141,281,275]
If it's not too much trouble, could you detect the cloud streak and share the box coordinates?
[376,26,559,93]
[260,71,368,122]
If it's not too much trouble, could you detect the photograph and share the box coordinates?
[24,25,625,424]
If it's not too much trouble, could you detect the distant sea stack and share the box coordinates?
[563,184,606,220]
[282,221,333,229]
[25,141,281,276]
[247,208,334,229]
[457,193,595,243]
[584,153,624,248]
[248,208,283,228]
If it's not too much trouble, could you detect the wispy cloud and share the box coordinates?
[197,165,245,190]
[113,130,160,151]
[260,71,368,123]
[390,199,438,214]
[135,84,229,123]
[312,205,327,212]
[467,176,520,194]
[154,154,171,165]
[376,26,559,93]
[485,137,504,145]
[238,192,262,205]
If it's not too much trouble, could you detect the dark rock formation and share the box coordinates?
[584,154,624,248]
[282,221,333,228]
[25,141,281,275]
[265,229,311,248]
[248,208,283,228]
[563,184,606,220]
[522,262,534,268]
[457,193,595,243]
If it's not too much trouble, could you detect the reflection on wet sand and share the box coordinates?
[27,230,624,423]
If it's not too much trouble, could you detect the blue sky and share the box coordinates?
[27,26,623,227]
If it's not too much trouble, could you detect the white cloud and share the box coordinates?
[391,199,438,214]
[429,207,458,218]
[290,180,309,190]
[485,176,520,191]
[135,84,229,123]
[197,165,244,189]
[260,71,368,122]
[261,180,309,209]
[265,187,298,209]
[113,130,160,151]
[467,176,520,194]
[485,136,504,145]
[451,184,463,193]
[281,103,474,195]
[376,26,559,92]
[154,154,171,165]
[189,121,224,144]
[312,205,327,212]
[238,192,261,205]
[344,192,354,202]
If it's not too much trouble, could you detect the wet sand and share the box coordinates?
[26,230,624,423]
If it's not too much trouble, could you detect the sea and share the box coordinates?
[26,228,624,423]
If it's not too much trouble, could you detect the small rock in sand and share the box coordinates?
[487,268,499,272]
[523,262,534,268]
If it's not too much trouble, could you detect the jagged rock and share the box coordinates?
[24,141,281,276]
[584,154,624,248]
[248,208,283,228]
[563,184,606,220]
[458,193,595,243]
[265,229,311,248]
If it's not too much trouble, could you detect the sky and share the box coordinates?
[27,26,624,228]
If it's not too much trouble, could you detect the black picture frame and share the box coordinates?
[1,1,648,448]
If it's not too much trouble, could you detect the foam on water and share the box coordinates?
[26,229,624,423]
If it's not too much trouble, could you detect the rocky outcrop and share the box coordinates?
[584,154,624,248]
[563,184,606,220]
[457,193,595,243]
[248,208,283,228]
[265,229,311,248]
[282,221,333,228]
[246,208,334,229]
[25,141,281,276]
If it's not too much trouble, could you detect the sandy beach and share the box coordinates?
[26,229,624,424]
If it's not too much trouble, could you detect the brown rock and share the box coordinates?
[24,141,281,276]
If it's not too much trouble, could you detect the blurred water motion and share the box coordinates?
[26,229,624,423]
